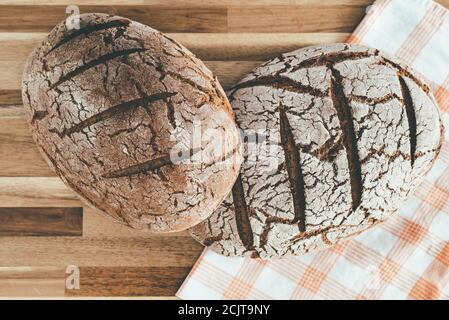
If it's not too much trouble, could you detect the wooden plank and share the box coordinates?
[0,266,66,297]
[11,0,449,8]
[0,177,80,207]
[0,188,194,238]
[83,207,168,238]
[0,189,203,270]
[0,60,24,90]
[210,60,262,88]
[0,234,203,267]
[65,266,190,296]
[0,0,377,5]
[83,207,195,238]
[0,90,22,106]
[228,5,366,33]
[2,178,199,236]
[177,32,348,60]
[0,265,187,297]
[0,6,228,33]
[0,0,145,4]
[0,4,396,33]
[0,208,199,297]
[0,105,24,117]
[0,207,202,297]
[0,207,82,236]
[0,55,262,91]
[0,115,55,177]
[0,32,347,94]
[0,178,196,236]
[0,32,348,61]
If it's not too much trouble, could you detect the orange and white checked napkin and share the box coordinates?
[177,0,449,300]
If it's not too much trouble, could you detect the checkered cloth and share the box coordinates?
[177,0,449,300]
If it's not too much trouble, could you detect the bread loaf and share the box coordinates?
[190,43,444,258]
[22,13,242,233]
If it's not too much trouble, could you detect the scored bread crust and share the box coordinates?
[22,13,242,233]
[190,43,444,258]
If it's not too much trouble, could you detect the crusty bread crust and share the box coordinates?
[22,13,242,233]
[190,43,444,258]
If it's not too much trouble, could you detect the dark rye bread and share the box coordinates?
[190,44,444,258]
[22,13,242,233]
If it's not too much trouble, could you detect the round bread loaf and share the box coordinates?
[190,43,444,258]
[22,13,242,233]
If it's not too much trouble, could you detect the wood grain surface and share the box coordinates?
[0,0,448,298]
[0,207,82,236]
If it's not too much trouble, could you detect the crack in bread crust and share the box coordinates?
[49,48,147,89]
[47,19,131,55]
[399,76,417,167]
[231,174,258,257]
[289,50,375,72]
[52,92,177,137]
[103,154,173,178]
[232,75,327,97]
[330,67,362,212]
[279,104,307,232]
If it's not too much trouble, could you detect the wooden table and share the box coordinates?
[1,0,448,298]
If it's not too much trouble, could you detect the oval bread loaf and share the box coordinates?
[22,13,242,233]
[190,43,444,258]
